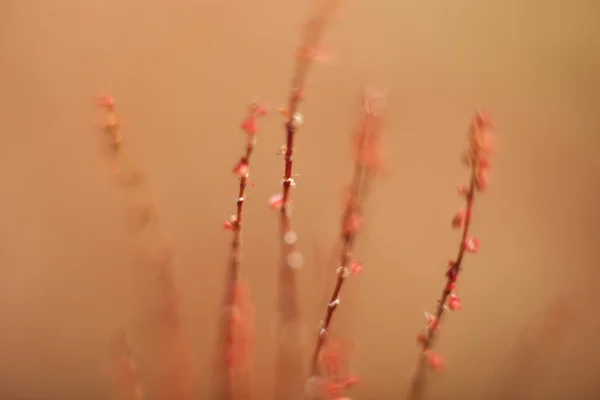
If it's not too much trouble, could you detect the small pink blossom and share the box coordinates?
[448,294,463,311]
[451,208,466,229]
[251,103,268,117]
[424,351,444,372]
[241,117,258,135]
[268,193,284,209]
[457,184,469,197]
[99,95,114,108]
[223,220,234,230]
[417,331,428,347]
[426,313,438,330]
[350,261,363,275]
[233,160,249,177]
[464,237,480,254]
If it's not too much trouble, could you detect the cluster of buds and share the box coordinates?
[224,101,268,231]
[99,96,124,168]
[465,111,494,191]
[98,96,147,188]
[232,101,268,181]
[220,102,267,400]
[416,111,494,374]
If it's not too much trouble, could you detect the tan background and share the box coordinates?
[1,0,599,399]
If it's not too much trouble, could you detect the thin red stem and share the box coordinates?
[308,90,383,378]
[309,155,367,377]
[428,171,476,343]
[403,172,476,400]
[404,112,494,400]
[219,110,259,400]
[274,3,339,398]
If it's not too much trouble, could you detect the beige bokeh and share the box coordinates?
[0,0,599,399]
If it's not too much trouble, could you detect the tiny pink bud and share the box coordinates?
[475,169,488,191]
[241,117,258,135]
[99,95,114,108]
[233,161,249,177]
[223,220,235,231]
[424,351,444,372]
[417,332,427,347]
[457,184,469,197]
[268,193,284,209]
[448,294,463,311]
[479,158,490,169]
[255,104,268,116]
[447,266,458,282]
[426,313,438,330]
[350,261,363,275]
[464,237,480,254]
[451,208,466,229]
[344,213,361,234]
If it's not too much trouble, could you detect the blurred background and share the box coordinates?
[0,0,599,399]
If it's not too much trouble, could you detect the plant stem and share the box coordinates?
[273,3,339,398]
[309,144,370,377]
[99,98,192,400]
[403,171,476,400]
[219,124,256,400]
[308,89,383,379]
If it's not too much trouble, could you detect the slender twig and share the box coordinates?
[98,96,193,400]
[217,102,267,400]
[309,89,385,379]
[271,1,342,398]
[404,111,494,400]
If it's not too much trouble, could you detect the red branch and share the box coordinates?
[308,89,385,378]
[99,96,193,400]
[217,102,267,400]
[272,1,341,398]
[404,111,494,400]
